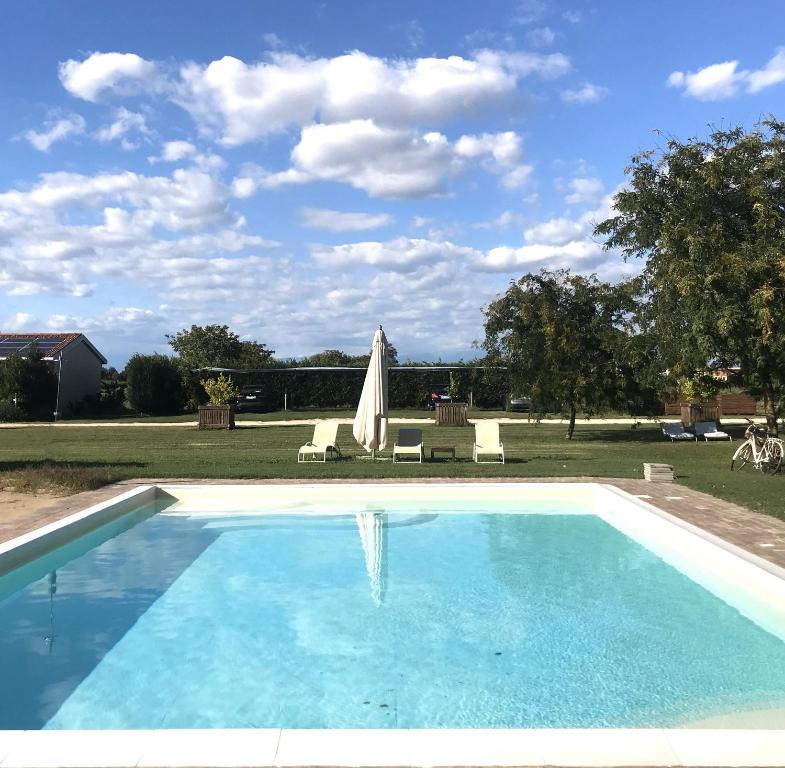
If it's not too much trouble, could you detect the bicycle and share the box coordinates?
[730,419,784,474]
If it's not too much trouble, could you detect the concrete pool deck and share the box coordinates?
[2,479,785,767]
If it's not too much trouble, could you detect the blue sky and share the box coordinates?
[1,0,784,366]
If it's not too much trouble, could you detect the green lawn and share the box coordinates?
[1,422,784,521]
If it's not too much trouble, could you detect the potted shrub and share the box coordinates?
[198,373,237,430]
[678,375,720,428]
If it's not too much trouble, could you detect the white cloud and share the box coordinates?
[1,312,34,331]
[564,176,603,205]
[0,168,234,232]
[146,140,224,172]
[526,27,555,47]
[311,236,481,272]
[478,189,629,278]
[95,107,150,144]
[524,216,586,245]
[512,0,547,25]
[562,10,582,23]
[561,82,609,103]
[454,131,521,164]
[233,123,529,199]
[305,194,630,286]
[454,131,532,189]
[747,48,785,93]
[59,52,158,101]
[501,164,534,189]
[160,140,197,161]
[667,61,742,101]
[299,208,393,232]
[475,210,524,230]
[0,163,282,300]
[261,32,285,50]
[23,113,86,152]
[667,49,785,100]
[171,48,569,144]
[480,239,604,271]
[47,307,158,334]
[291,121,460,197]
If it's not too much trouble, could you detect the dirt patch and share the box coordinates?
[0,490,62,528]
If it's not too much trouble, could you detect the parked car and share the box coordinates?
[235,385,265,412]
[508,395,532,413]
[427,386,453,410]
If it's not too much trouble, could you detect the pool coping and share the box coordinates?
[2,481,785,767]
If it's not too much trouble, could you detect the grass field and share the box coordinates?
[1,421,784,520]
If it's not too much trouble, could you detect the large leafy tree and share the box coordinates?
[167,324,274,408]
[483,269,637,439]
[167,324,274,369]
[595,120,785,432]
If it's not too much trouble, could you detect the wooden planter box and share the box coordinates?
[198,404,236,430]
[435,402,468,426]
[680,402,720,428]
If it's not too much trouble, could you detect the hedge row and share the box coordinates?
[228,367,511,410]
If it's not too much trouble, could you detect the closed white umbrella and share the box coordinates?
[352,326,389,456]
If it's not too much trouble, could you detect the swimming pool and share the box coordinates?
[2,482,785,765]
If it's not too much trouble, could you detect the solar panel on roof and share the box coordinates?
[0,335,72,357]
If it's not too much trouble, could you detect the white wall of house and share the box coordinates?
[56,339,104,415]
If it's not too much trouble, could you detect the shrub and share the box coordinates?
[0,401,25,422]
[201,373,238,405]
[0,347,57,420]
[124,354,184,415]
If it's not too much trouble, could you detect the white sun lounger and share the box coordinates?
[473,420,504,463]
[695,421,732,441]
[298,421,341,462]
[393,428,424,463]
[661,423,697,442]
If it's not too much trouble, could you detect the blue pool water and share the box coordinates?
[2,503,785,729]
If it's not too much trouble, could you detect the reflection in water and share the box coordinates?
[0,509,220,730]
[43,571,57,655]
[355,512,386,607]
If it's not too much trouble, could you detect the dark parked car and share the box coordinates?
[427,386,453,410]
[235,385,265,412]
[508,395,532,412]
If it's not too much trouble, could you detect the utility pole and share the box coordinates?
[53,352,63,420]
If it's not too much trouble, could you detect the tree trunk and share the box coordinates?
[566,404,577,440]
[762,387,779,437]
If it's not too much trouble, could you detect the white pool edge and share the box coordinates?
[2,481,785,767]
[0,485,156,574]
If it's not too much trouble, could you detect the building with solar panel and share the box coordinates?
[0,333,107,417]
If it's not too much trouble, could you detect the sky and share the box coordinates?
[1,0,784,367]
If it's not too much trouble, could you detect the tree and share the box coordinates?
[167,324,274,369]
[167,324,274,409]
[124,354,184,415]
[483,269,636,439]
[595,120,785,433]
[0,344,57,420]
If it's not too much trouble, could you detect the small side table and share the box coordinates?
[430,445,456,460]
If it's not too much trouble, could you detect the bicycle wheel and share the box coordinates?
[730,442,753,471]
[763,439,783,475]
